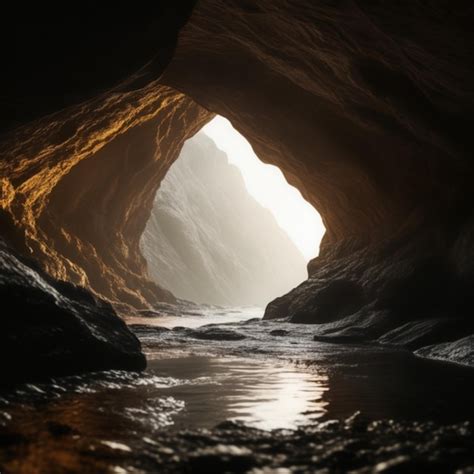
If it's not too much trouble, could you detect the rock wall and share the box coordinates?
[0,85,210,309]
[141,133,307,306]
[160,0,474,359]
[0,2,207,312]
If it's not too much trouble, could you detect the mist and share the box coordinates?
[141,129,323,306]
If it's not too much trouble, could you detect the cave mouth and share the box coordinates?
[140,116,325,308]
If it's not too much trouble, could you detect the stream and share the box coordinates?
[1,306,473,473]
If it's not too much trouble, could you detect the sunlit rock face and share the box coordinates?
[0,85,210,309]
[141,133,307,306]
[0,1,473,371]
[0,3,206,313]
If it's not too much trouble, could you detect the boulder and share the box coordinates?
[0,241,146,382]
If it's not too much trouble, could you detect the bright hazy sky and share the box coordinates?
[201,116,325,260]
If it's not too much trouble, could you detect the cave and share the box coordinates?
[1,1,474,472]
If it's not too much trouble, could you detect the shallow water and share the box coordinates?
[127,305,259,329]
[1,306,474,472]
[144,356,328,430]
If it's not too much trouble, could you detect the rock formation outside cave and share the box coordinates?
[141,119,324,306]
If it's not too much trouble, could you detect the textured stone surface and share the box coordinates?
[2,417,473,473]
[378,319,474,350]
[0,240,145,381]
[0,4,208,310]
[416,336,474,367]
[141,133,307,306]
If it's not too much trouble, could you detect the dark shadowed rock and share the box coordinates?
[0,241,146,382]
[416,336,474,367]
[5,416,469,473]
[378,318,474,350]
[313,331,371,344]
[375,258,459,317]
[266,279,366,324]
[188,328,247,341]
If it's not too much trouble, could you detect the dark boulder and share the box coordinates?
[416,336,474,367]
[188,328,247,341]
[0,241,146,383]
[290,279,366,324]
[375,258,460,317]
[378,318,474,351]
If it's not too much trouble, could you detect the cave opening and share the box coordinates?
[140,115,325,308]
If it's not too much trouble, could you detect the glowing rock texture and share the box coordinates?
[141,133,307,306]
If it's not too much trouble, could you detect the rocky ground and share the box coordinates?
[1,414,473,473]
[1,305,473,473]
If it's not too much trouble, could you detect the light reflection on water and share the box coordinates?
[225,366,328,429]
[151,357,328,430]
[0,355,331,471]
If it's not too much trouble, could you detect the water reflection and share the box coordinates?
[2,346,474,472]
[223,367,328,429]
[0,356,329,472]
[149,357,328,430]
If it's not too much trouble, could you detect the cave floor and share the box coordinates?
[1,306,473,473]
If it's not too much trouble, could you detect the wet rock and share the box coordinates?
[378,319,473,350]
[136,309,163,318]
[269,330,289,337]
[188,328,247,341]
[0,432,26,447]
[316,420,342,432]
[311,310,396,340]
[372,456,415,473]
[262,293,292,320]
[416,336,474,367]
[46,421,75,437]
[288,279,366,324]
[243,318,262,325]
[128,325,171,334]
[375,258,458,317]
[1,401,473,473]
[188,444,255,473]
[313,332,371,344]
[83,418,474,472]
[0,241,146,382]
[344,411,369,432]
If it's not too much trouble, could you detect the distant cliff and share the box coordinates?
[140,133,307,306]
